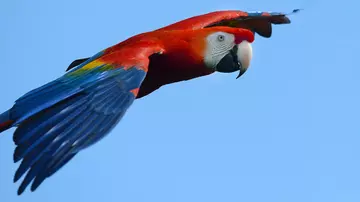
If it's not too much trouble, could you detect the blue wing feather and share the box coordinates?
[10,65,146,195]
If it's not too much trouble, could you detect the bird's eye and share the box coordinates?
[217,35,225,42]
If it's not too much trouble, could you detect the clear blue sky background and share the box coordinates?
[0,0,359,201]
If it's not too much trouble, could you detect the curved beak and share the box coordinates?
[215,40,253,79]
[236,40,253,79]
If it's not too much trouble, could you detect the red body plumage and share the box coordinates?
[101,27,254,97]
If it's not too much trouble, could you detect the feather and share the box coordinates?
[11,65,146,194]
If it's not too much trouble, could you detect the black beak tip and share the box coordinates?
[236,71,244,79]
[235,62,246,79]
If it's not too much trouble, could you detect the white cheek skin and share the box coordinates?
[204,32,235,69]
[237,40,253,70]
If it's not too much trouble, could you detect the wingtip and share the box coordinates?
[287,8,303,15]
[66,57,90,72]
[14,168,23,183]
[277,8,302,24]
[17,186,25,195]
[267,8,303,25]
[30,183,39,192]
[293,8,303,12]
[0,110,13,133]
[30,173,47,192]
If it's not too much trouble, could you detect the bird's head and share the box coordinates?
[184,27,254,78]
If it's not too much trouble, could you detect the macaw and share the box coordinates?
[0,9,298,195]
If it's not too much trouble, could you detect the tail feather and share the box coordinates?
[0,110,14,133]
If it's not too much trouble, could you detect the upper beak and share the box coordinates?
[215,40,253,79]
[235,40,253,79]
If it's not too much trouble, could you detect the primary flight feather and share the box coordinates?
[0,9,298,195]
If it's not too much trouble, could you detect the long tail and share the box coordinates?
[0,110,14,133]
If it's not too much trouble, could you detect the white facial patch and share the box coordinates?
[203,32,235,69]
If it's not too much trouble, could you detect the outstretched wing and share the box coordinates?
[65,9,299,73]
[158,9,300,38]
[2,44,163,195]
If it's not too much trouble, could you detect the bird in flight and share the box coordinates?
[0,9,299,195]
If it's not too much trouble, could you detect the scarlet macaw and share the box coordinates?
[0,9,298,195]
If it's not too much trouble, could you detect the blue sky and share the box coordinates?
[0,0,359,201]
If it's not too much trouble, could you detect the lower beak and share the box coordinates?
[215,40,253,79]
